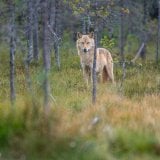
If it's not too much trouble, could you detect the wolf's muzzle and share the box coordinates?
[83,48,87,53]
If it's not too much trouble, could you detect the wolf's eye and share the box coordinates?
[87,42,90,44]
[81,42,84,45]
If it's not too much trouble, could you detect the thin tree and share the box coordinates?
[86,15,91,33]
[32,0,39,61]
[92,1,98,104]
[82,15,91,34]
[26,0,33,62]
[131,43,145,63]
[42,0,51,112]
[9,0,16,105]
[141,0,147,59]
[92,28,97,104]
[25,0,33,91]
[82,16,86,34]
[48,0,61,70]
[156,0,160,63]
[119,0,126,86]
[120,0,125,63]
[53,0,61,70]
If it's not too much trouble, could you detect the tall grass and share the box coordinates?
[0,39,160,159]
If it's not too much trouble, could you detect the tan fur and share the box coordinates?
[76,32,114,85]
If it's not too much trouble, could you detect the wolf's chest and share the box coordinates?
[81,54,93,65]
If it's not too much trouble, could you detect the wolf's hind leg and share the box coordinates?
[102,67,109,83]
[106,63,114,83]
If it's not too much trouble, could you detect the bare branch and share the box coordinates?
[131,43,145,63]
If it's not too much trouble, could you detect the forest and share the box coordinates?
[0,0,160,159]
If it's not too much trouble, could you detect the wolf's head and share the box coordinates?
[77,32,95,53]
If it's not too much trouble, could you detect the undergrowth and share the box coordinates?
[0,42,160,159]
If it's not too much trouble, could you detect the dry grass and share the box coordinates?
[1,45,160,159]
[52,89,160,138]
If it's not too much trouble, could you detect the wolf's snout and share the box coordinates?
[83,48,87,52]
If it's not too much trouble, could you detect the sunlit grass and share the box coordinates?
[1,44,160,159]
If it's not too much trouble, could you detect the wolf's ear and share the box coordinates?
[89,32,94,38]
[77,32,82,39]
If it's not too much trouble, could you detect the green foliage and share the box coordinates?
[64,0,110,17]
[124,34,139,58]
[110,129,158,159]
[100,35,116,50]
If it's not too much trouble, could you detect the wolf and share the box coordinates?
[76,32,114,85]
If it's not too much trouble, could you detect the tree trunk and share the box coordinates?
[32,0,39,61]
[54,0,60,69]
[48,0,61,69]
[9,0,16,105]
[120,0,124,63]
[156,0,160,63]
[131,43,145,63]
[25,0,33,91]
[82,17,86,34]
[49,0,55,29]
[42,0,51,112]
[27,0,33,61]
[120,0,126,86]
[141,0,147,59]
[86,15,91,33]
[92,28,97,104]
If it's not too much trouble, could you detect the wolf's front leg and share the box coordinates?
[82,68,89,86]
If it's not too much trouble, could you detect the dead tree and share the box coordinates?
[53,0,61,69]
[49,0,61,69]
[26,0,33,61]
[25,0,34,91]
[156,0,160,63]
[9,0,16,105]
[42,0,51,112]
[82,15,91,34]
[86,15,91,33]
[140,0,147,60]
[119,0,126,86]
[92,1,98,104]
[82,17,86,34]
[32,0,39,61]
[120,0,125,63]
[131,43,145,63]
[47,24,61,70]
[92,28,97,104]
